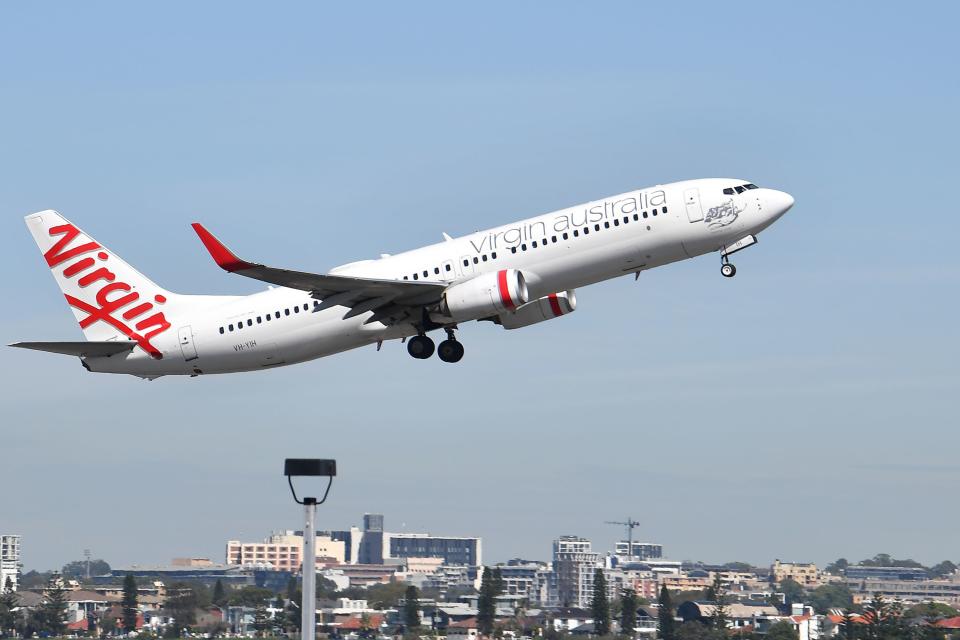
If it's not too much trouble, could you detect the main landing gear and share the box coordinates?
[407,328,464,363]
[721,261,737,278]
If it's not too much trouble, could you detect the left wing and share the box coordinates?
[191,223,446,325]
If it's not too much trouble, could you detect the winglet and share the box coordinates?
[191,223,255,272]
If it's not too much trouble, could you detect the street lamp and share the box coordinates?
[284,458,337,640]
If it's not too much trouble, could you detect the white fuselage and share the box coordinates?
[82,178,793,377]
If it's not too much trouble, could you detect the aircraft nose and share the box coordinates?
[766,189,795,218]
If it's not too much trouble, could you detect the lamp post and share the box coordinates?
[284,458,337,640]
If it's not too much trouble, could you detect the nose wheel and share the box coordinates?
[721,262,737,278]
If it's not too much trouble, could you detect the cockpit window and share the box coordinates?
[724,183,759,195]
[723,187,734,195]
[734,185,745,194]
[745,183,759,190]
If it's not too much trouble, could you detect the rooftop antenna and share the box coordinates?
[605,518,640,561]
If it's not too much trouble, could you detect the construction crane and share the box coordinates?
[605,518,640,561]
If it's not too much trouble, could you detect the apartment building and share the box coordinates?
[1,535,21,591]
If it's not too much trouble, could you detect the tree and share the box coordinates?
[620,588,637,637]
[365,581,411,609]
[777,578,806,607]
[252,602,271,637]
[61,559,111,580]
[592,569,610,636]
[766,620,799,640]
[676,621,725,640]
[228,585,274,607]
[38,577,69,636]
[825,558,850,575]
[122,574,139,632]
[840,609,858,640]
[929,561,958,579]
[403,585,421,631]
[707,575,728,630]
[0,587,19,638]
[165,582,198,636]
[807,584,853,614]
[658,585,676,640]
[477,567,497,636]
[212,579,227,607]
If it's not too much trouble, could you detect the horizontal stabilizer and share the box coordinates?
[9,341,136,358]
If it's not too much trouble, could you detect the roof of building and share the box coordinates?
[12,591,44,608]
[935,616,960,629]
[334,614,385,630]
[66,590,111,603]
[447,617,478,629]
[686,602,779,618]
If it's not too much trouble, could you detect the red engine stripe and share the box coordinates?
[497,270,516,310]
[547,293,563,317]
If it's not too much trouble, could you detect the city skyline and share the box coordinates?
[3,1,959,576]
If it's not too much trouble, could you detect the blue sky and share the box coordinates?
[2,2,958,572]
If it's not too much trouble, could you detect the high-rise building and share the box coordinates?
[496,560,551,605]
[388,534,482,567]
[358,514,385,564]
[226,531,345,571]
[1,535,22,592]
[614,541,663,561]
[551,536,601,608]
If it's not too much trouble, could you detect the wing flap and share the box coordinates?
[10,341,136,358]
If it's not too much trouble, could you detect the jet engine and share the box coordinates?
[441,269,529,322]
[498,290,576,330]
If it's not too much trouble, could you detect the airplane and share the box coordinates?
[11,178,794,378]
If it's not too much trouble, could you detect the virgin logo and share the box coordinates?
[44,224,171,359]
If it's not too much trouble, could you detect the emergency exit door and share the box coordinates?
[178,326,198,362]
[684,188,704,222]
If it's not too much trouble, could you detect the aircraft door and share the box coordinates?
[178,326,198,361]
[684,188,704,222]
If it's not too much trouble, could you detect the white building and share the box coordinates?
[551,536,602,608]
[1,535,21,591]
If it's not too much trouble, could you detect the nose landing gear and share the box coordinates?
[721,261,737,278]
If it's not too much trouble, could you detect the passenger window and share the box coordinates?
[266,314,271,321]
[594,224,600,231]
[275,311,280,319]
[633,213,639,221]
[285,309,290,316]
[413,273,419,280]
[229,324,234,331]
[522,244,527,251]
[511,246,517,254]
[613,219,619,226]
[294,306,299,313]
[583,227,589,235]
[423,270,428,277]
[445,264,452,271]
[472,257,479,264]
[434,267,440,274]
[219,327,224,334]
[491,252,497,259]
[623,216,628,224]
[723,187,735,195]
[663,206,668,213]
[652,209,658,216]
[246,319,252,326]
[304,303,309,311]
[563,232,569,240]
[604,221,610,229]
[403,275,409,280]
[551,235,557,243]
[643,212,648,219]
[573,230,579,237]
[257,317,262,324]
[531,241,537,248]
[236,322,242,330]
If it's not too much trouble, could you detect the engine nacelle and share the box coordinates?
[441,269,530,322]
[498,290,576,330]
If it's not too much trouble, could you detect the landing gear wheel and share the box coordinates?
[407,335,435,359]
[721,263,737,278]
[437,339,465,363]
